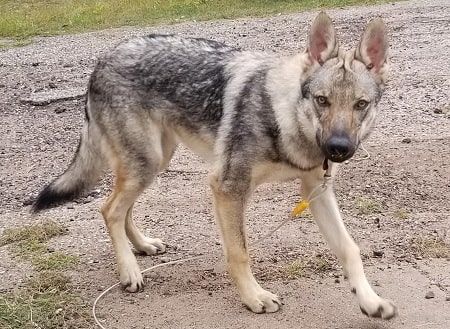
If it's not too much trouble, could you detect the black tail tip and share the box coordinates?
[31,185,75,213]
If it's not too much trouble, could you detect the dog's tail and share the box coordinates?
[32,97,104,213]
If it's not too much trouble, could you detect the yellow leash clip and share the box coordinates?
[292,159,331,217]
[291,200,309,217]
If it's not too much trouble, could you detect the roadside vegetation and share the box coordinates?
[1,0,394,41]
[0,221,90,329]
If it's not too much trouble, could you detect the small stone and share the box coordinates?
[442,104,450,115]
[334,278,340,283]
[160,257,170,263]
[433,108,442,114]
[55,107,66,114]
[31,62,40,67]
[401,138,412,144]
[425,291,435,299]
[446,296,450,301]
[373,250,384,257]
[23,198,34,206]
[48,82,57,89]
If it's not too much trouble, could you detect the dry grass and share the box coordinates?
[284,255,335,278]
[394,209,409,219]
[354,197,383,215]
[411,236,450,259]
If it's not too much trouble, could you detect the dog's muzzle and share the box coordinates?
[322,135,355,163]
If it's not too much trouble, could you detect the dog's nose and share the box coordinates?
[323,135,353,162]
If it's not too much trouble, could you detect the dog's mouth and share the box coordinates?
[324,151,354,163]
[324,150,355,163]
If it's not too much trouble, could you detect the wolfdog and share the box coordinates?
[32,13,397,319]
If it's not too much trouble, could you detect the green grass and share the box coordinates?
[0,281,89,329]
[0,221,78,270]
[0,221,89,329]
[0,0,395,40]
[34,252,79,271]
[0,221,66,246]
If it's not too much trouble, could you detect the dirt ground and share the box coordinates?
[1,0,449,328]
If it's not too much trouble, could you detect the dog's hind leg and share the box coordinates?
[101,121,170,292]
[301,166,397,320]
[124,130,177,256]
[102,163,153,292]
[209,171,281,313]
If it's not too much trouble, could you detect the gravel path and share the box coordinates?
[1,0,449,328]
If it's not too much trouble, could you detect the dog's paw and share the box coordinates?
[243,289,281,313]
[136,237,166,256]
[358,292,398,320]
[119,262,144,292]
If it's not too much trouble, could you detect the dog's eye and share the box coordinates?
[315,96,328,106]
[355,100,369,110]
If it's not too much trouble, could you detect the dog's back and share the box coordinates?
[89,35,239,133]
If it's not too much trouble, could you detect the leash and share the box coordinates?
[92,146,370,328]
[353,143,370,161]
[292,159,332,217]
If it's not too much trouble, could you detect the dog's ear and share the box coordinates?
[355,18,389,83]
[307,12,339,65]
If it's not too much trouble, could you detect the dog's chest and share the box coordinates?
[251,161,304,186]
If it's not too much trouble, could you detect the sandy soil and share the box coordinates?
[0,0,449,328]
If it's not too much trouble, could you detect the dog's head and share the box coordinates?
[301,13,389,163]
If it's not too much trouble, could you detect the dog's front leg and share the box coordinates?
[301,167,397,320]
[209,173,281,313]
